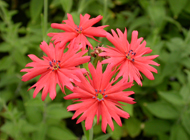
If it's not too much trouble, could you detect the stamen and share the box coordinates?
[102,98,104,101]
[77,25,79,28]
[95,89,98,92]
[58,60,60,63]
[105,95,108,97]
[80,27,82,31]
[102,93,105,95]
[126,50,136,62]
[48,60,60,71]
[104,89,106,92]
[96,94,98,96]
[49,61,53,67]
[92,96,95,99]
[99,90,101,93]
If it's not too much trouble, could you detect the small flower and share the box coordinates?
[64,62,135,133]
[48,13,108,50]
[99,28,160,85]
[21,41,90,101]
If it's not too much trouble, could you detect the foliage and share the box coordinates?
[0,0,190,140]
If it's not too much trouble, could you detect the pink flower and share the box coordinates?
[99,28,160,86]
[64,62,135,133]
[48,13,108,50]
[21,41,90,101]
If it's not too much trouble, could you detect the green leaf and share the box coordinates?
[46,103,73,119]
[0,132,8,140]
[147,3,165,27]
[0,107,22,121]
[166,37,184,52]
[0,56,13,71]
[12,49,27,66]
[107,121,122,140]
[182,112,190,135]
[93,123,102,134]
[0,90,13,102]
[138,0,150,10]
[158,133,170,140]
[0,121,19,138]
[128,16,149,34]
[60,0,73,13]
[144,119,171,135]
[94,133,111,140]
[32,123,47,140]
[19,119,37,133]
[0,42,12,52]
[184,0,190,13]
[168,0,188,18]
[47,126,77,140]
[145,101,179,119]
[125,117,141,138]
[25,98,44,107]
[25,106,43,124]
[170,124,189,140]
[185,69,190,87]
[158,91,185,105]
[121,103,133,116]
[50,0,61,8]
[78,0,95,14]
[180,84,190,103]
[30,0,43,23]
[164,16,182,30]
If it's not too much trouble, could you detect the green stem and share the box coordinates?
[103,0,107,25]
[81,121,93,140]
[89,127,93,140]
[83,50,90,72]
[43,0,48,41]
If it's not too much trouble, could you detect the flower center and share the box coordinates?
[125,49,136,62]
[75,25,82,34]
[48,59,60,71]
[97,93,103,99]
[93,89,107,101]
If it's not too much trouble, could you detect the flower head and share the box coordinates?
[99,28,160,86]
[21,41,90,101]
[64,62,135,133]
[48,13,108,50]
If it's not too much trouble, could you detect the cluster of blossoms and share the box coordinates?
[21,13,159,133]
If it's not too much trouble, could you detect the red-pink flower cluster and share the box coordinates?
[21,13,159,132]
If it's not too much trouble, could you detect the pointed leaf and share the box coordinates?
[144,119,171,135]
[30,0,43,22]
[47,126,77,140]
[170,124,189,140]
[182,112,190,135]
[125,117,141,138]
[168,0,188,17]
[145,101,179,119]
[158,91,185,105]
[60,0,73,13]
[94,134,111,140]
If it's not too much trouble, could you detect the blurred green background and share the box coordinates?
[0,0,190,140]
